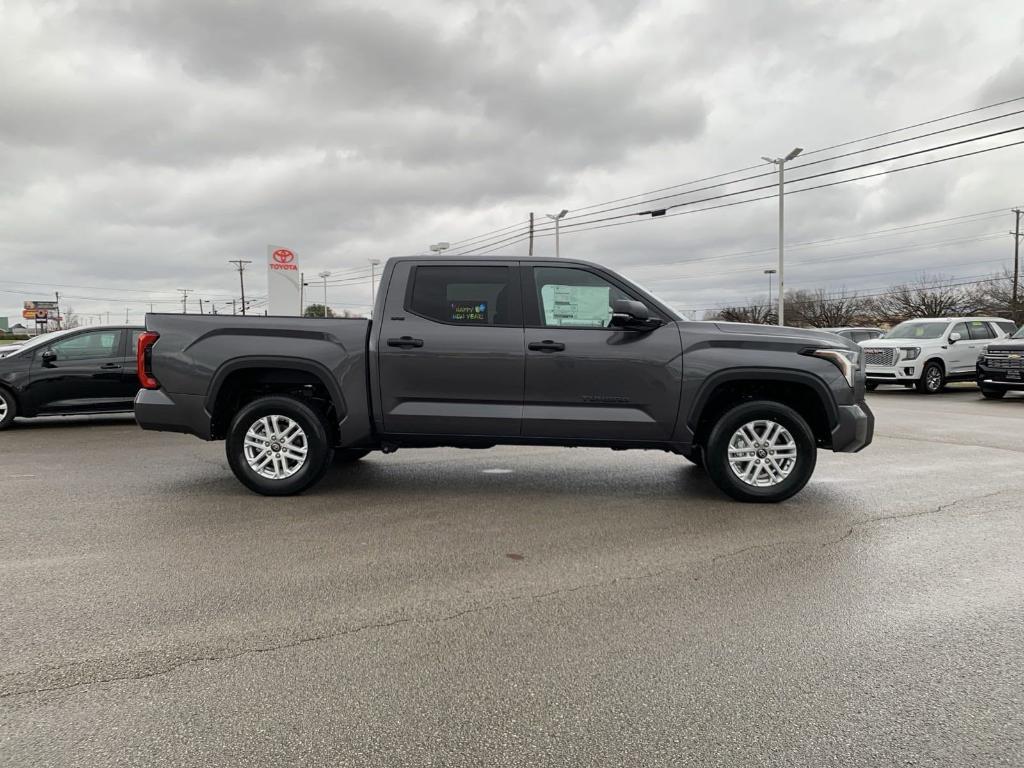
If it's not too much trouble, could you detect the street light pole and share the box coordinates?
[319,271,331,317]
[546,209,569,257]
[761,148,802,326]
[764,269,777,322]
[368,258,381,308]
[429,242,450,256]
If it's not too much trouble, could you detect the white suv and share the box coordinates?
[859,317,1016,393]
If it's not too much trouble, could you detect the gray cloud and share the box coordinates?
[0,0,1022,322]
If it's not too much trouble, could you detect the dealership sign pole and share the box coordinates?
[267,246,302,316]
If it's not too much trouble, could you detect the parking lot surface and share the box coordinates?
[2,388,1023,767]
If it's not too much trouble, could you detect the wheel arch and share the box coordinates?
[686,368,838,449]
[206,357,346,440]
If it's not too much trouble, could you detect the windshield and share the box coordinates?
[884,321,949,340]
[1,328,74,356]
[1015,326,1024,339]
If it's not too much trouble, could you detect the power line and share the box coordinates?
[444,95,1024,254]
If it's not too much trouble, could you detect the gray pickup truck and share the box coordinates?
[135,256,873,502]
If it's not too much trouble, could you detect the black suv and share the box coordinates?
[0,325,144,430]
[977,325,1024,399]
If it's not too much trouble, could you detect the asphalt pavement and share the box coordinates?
[1,388,1023,767]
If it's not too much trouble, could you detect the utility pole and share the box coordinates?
[1012,208,1022,324]
[761,148,803,326]
[178,289,191,313]
[528,212,535,256]
[228,260,252,316]
[231,299,237,315]
[199,299,205,315]
[299,272,305,316]
[125,307,129,323]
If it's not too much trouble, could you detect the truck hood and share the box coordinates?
[683,321,859,350]
[985,338,1024,353]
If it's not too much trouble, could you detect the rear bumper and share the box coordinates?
[134,389,211,439]
[831,401,874,453]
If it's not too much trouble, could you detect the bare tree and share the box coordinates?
[870,275,984,324]
[785,288,867,327]
[707,301,774,324]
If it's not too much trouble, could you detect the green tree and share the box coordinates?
[303,304,336,318]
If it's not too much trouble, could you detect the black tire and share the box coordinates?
[915,362,945,394]
[225,395,333,496]
[981,388,1006,400]
[865,382,878,391]
[704,400,817,503]
[0,387,16,431]
[334,448,371,463]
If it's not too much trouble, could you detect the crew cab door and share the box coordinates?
[375,261,525,437]
[26,328,128,413]
[946,321,976,374]
[520,264,682,441]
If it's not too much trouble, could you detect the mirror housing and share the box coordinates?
[610,299,663,331]
[948,331,962,343]
[41,349,57,363]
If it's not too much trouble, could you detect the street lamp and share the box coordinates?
[318,271,331,317]
[429,242,450,255]
[546,209,569,257]
[764,269,777,322]
[760,147,802,326]
[368,258,381,307]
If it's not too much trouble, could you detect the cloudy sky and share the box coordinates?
[2,0,1023,325]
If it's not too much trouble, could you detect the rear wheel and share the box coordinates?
[0,387,16,430]
[225,395,333,496]
[981,388,1006,400]
[704,400,816,503]
[865,382,878,391]
[915,362,945,394]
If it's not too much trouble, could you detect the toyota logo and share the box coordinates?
[272,249,295,264]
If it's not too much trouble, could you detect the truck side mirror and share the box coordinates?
[610,299,662,331]
[948,332,962,343]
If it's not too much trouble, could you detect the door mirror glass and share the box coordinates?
[948,331,962,343]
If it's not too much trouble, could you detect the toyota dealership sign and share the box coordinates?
[266,245,302,315]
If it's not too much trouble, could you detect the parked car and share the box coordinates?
[0,325,144,430]
[859,317,1016,393]
[820,326,885,343]
[976,324,1024,399]
[0,343,25,359]
[135,257,874,503]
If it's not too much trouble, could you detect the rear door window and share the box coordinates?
[407,266,521,326]
[967,321,994,340]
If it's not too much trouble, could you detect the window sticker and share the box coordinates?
[541,285,611,327]
[449,300,488,322]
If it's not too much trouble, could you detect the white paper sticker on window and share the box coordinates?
[541,284,611,327]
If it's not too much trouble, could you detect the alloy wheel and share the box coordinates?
[727,419,797,487]
[243,415,309,480]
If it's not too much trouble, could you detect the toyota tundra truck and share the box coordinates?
[134,256,873,503]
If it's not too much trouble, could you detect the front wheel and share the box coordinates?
[865,382,878,391]
[981,388,1006,400]
[0,387,16,430]
[915,362,945,394]
[704,400,817,503]
[225,395,333,496]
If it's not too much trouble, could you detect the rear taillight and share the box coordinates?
[137,331,160,389]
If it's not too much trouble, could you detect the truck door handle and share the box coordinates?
[100,363,123,370]
[387,336,424,349]
[528,340,565,352]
